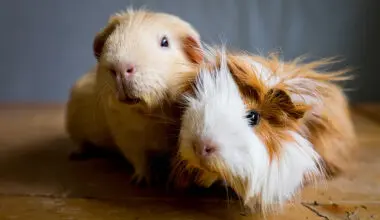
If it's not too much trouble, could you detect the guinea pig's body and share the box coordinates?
[174,47,356,213]
[65,9,203,183]
[66,67,114,149]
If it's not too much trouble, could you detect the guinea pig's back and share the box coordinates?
[260,55,357,176]
[65,66,114,147]
[308,81,357,176]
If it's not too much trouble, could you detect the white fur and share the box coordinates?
[65,68,113,148]
[66,9,200,183]
[284,77,324,106]
[200,45,281,88]
[251,131,322,209]
[66,65,172,182]
[101,10,200,103]
[179,49,322,210]
[240,56,281,87]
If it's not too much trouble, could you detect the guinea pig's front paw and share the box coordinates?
[244,198,264,215]
[196,171,218,188]
[129,169,151,186]
[69,142,101,161]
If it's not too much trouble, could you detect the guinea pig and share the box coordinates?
[172,46,356,213]
[65,8,203,184]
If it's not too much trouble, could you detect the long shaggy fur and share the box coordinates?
[172,45,357,214]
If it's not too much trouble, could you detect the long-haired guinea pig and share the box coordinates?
[65,8,203,184]
[172,47,356,212]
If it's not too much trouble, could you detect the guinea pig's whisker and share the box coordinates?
[136,71,164,79]
[134,66,163,74]
[93,83,113,123]
[169,159,184,184]
[175,160,188,176]
[214,160,246,210]
[104,82,116,93]
[141,113,176,125]
[218,171,232,209]
[173,61,193,68]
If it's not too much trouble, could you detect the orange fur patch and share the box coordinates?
[175,49,356,175]
[225,55,310,160]
[181,36,203,64]
[93,18,120,60]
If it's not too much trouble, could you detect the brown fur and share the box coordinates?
[172,48,357,188]
[249,53,357,176]
[181,36,204,64]
[224,55,311,160]
[93,18,119,60]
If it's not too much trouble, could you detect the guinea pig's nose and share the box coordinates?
[114,63,135,76]
[194,139,217,157]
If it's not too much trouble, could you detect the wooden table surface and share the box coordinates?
[0,104,379,220]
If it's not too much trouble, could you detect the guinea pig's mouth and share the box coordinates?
[116,89,141,105]
[114,75,142,105]
[183,161,220,179]
[118,95,141,105]
[185,157,220,175]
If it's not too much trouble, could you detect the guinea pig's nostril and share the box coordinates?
[113,63,135,76]
[204,145,216,155]
[126,67,134,73]
[126,65,135,74]
[193,139,217,157]
[201,139,217,156]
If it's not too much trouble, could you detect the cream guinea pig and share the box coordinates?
[172,46,357,213]
[65,8,203,184]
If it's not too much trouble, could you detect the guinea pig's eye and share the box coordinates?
[246,110,260,126]
[160,36,169,48]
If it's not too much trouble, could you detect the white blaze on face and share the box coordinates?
[179,52,271,188]
[179,49,323,210]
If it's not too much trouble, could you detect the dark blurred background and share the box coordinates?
[0,0,379,103]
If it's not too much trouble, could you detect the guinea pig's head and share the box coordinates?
[93,9,203,108]
[177,49,324,211]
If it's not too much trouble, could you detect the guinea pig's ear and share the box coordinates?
[264,88,309,121]
[181,36,203,64]
[93,17,120,60]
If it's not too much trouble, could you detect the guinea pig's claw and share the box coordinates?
[129,172,150,187]
[196,172,218,188]
[69,142,101,161]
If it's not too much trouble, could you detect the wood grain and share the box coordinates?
[0,104,379,219]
